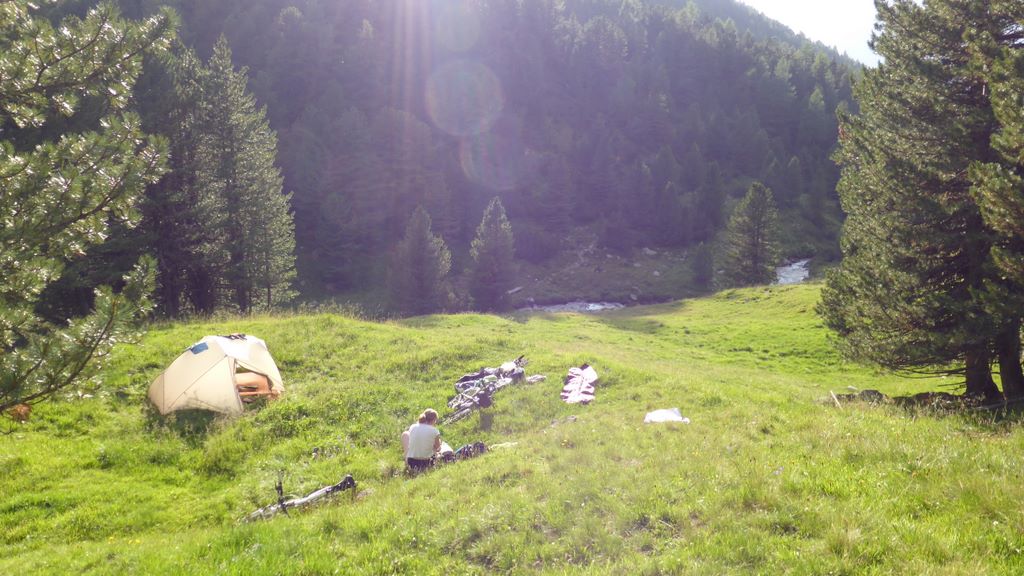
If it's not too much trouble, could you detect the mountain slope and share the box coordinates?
[61,0,857,307]
[677,0,868,68]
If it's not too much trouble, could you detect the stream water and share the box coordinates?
[520,301,626,313]
[523,259,811,313]
[775,259,811,285]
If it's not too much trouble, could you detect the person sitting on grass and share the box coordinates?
[402,409,441,473]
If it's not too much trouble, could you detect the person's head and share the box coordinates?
[418,409,438,425]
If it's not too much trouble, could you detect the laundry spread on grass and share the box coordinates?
[643,407,690,424]
[561,364,598,404]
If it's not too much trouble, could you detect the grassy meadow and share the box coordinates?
[2,284,1023,575]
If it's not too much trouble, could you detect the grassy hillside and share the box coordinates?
[2,284,1022,575]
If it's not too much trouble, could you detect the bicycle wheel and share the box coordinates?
[443,406,474,425]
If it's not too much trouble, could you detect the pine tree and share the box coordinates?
[0,2,173,412]
[972,48,1024,287]
[691,242,715,290]
[389,207,452,316]
[137,38,297,315]
[138,46,224,316]
[693,161,726,243]
[646,145,686,246]
[470,197,516,311]
[199,36,296,312]
[317,107,382,290]
[970,54,1024,286]
[968,16,1024,399]
[820,0,1022,400]
[723,182,780,286]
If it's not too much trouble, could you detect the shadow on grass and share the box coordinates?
[395,313,514,329]
[508,311,575,325]
[834,389,1024,429]
[961,405,1024,431]
[146,407,219,446]
[596,316,665,335]
[589,300,692,334]
[510,299,692,328]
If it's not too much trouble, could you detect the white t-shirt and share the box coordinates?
[405,423,440,459]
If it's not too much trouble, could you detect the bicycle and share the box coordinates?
[244,473,356,522]
[442,387,494,425]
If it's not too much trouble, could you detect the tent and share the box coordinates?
[149,334,284,416]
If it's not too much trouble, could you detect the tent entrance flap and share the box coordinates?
[234,358,282,401]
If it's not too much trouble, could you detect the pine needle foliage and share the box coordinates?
[389,207,452,316]
[141,37,297,315]
[201,37,296,313]
[470,197,516,311]
[139,47,220,316]
[0,1,173,412]
[821,0,1024,400]
[970,18,1024,290]
[723,182,780,287]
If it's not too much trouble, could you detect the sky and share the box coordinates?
[736,0,881,66]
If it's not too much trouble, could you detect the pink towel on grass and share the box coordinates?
[561,365,598,404]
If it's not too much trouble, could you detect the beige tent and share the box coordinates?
[149,334,284,416]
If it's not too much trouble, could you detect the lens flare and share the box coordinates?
[425,59,504,137]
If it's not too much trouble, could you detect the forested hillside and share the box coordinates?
[50,0,857,313]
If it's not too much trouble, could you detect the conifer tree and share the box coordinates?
[199,36,296,312]
[723,182,780,286]
[969,19,1024,399]
[0,2,173,412]
[138,46,222,316]
[470,197,516,311]
[691,242,715,290]
[389,207,452,316]
[820,0,1022,400]
[693,162,726,242]
[646,146,686,246]
[317,107,381,289]
[972,49,1024,287]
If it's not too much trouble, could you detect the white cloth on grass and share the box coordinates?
[644,408,690,424]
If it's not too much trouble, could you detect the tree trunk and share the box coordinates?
[157,260,181,318]
[964,349,1002,403]
[997,323,1024,401]
[188,267,217,315]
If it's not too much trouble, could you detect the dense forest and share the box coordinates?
[34,0,858,315]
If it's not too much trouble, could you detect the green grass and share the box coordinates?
[3,284,1023,574]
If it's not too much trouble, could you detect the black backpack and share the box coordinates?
[453,441,487,460]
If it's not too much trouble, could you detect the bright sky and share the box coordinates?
[736,0,881,66]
